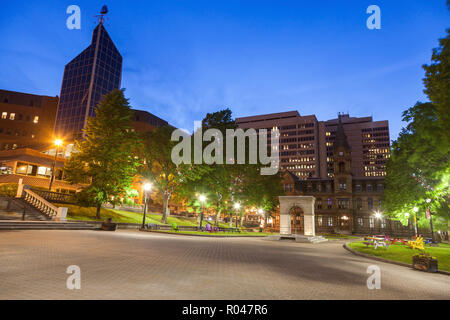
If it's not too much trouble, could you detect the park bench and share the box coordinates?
[363,236,390,249]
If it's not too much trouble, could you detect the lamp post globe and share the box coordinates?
[198,194,206,230]
[49,138,63,191]
[141,182,152,229]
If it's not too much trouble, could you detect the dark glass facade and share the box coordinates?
[55,23,122,140]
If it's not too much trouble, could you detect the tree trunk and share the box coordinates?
[96,203,101,220]
[161,192,170,224]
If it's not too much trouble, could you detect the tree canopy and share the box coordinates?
[64,89,141,219]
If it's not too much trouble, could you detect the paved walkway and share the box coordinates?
[0,230,448,299]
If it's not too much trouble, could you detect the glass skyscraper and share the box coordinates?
[54,22,122,141]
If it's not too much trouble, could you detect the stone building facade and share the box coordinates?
[277,116,412,235]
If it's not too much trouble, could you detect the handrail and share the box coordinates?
[23,188,60,219]
[30,189,75,204]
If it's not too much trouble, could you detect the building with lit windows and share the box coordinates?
[0,90,59,151]
[236,111,390,179]
[54,21,123,142]
[277,116,411,235]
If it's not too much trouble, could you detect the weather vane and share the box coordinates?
[94,5,109,25]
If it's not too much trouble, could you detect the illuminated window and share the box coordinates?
[33,116,39,123]
[328,217,333,227]
[1,112,7,119]
[358,217,363,227]
[9,113,15,120]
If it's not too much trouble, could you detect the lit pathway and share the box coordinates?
[0,230,448,299]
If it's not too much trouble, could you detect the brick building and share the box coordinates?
[0,90,59,151]
[278,116,411,235]
[236,111,390,179]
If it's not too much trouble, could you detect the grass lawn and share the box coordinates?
[348,241,450,272]
[62,203,234,228]
[150,230,276,237]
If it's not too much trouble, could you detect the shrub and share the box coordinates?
[0,183,18,197]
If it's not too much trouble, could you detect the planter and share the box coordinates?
[412,254,438,273]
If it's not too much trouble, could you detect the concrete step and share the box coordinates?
[266,234,328,243]
[0,221,97,230]
[2,198,52,221]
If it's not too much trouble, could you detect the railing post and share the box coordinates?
[16,179,24,198]
[55,207,68,222]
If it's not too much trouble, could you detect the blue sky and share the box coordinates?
[0,1,448,139]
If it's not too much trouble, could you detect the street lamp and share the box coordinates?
[426,198,435,243]
[412,207,419,237]
[234,203,240,228]
[141,183,152,229]
[258,208,264,230]
[49,138,63,191]
[374,211,382,219]
[198,194,206,230]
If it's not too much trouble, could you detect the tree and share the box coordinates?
[422,27,450,143]
[64,89,141,219]
[138,126,208,224]
[182,108,283,227]
[384,16,450,234]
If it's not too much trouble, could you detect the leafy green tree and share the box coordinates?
[384,15,450,234]
[184,108,283,227]
[64,89,141,219]
[422,28,450,143]
[138,126,208,224]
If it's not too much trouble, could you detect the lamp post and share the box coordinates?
[234,203,240,229]
[412,207,419,237]
[198,194,206,230]
[374,210,382,233]
[258,208,264,231]
[426,198,435,243]
[141,183,152,229]
[49,139,63,191]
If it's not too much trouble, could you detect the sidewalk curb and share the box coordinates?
[140,229,268,238]
[343,242,450,276]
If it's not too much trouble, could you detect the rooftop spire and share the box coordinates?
[334,113,350,150]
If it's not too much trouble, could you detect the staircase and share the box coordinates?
[0,220,98,230]
[3,197,52,221]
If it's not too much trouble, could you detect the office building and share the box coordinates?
[54,21,122,141]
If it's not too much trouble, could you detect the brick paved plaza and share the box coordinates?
[0,230,448,300]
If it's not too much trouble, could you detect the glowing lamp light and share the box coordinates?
[54,139,63,147]
[258,209,263,214]
[199,194,206,202]
[143,183,152,192]
[234,203,240,210]
[374,211,382,219]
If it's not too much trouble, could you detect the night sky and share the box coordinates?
[0,0,448,138]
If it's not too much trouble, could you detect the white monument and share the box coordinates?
[272,196,327,243]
